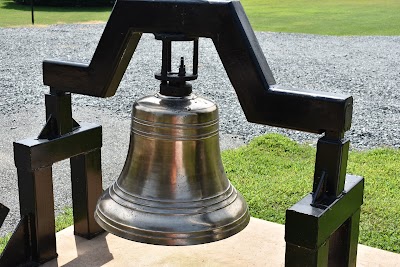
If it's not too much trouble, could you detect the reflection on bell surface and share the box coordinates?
[94,36,249,246]
[95,92,250,245]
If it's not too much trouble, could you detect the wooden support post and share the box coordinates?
[71,149,104,238]
[9,123,103,265]
[16,167,57,263]
[285,175,364,267]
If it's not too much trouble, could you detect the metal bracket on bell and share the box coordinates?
[154,34,199,97]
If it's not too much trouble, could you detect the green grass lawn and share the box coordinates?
[0,134,399,253]
[1,0,400,35]
[223,134,400,253]
[0,0,112,27]
[241,0,400,35]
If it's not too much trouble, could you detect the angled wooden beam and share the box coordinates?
[43,0,351,134]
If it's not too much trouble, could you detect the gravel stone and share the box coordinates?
[0,24,399,236]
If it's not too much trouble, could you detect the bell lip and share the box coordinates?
[111,182,237,213]
[94,206,250,246]
[94,184,250,246]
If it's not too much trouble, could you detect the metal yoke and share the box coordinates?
[1,0,363,266]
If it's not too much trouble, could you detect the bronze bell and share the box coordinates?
[94,36,250,246]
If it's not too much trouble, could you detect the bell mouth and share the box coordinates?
[94,182,250,246]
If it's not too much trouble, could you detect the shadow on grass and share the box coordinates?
[0,0,112,12]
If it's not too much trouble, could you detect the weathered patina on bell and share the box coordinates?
[95,36,250,245]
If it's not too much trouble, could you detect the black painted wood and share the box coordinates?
[0,204,9,229]
[16,167,57,264]
[38,92,74,139]
[0,216,33,267]
[14,123,102,171]
[313,136,350,205]
[10,120,103,265]
[285,175,364,267]
[70,149,104,239]
[42,0,352,135]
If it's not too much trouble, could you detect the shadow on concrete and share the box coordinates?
[57,233,113,267]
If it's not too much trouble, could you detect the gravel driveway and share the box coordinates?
[0,24,399,236]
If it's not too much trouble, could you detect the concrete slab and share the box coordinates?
[43,218,400,267]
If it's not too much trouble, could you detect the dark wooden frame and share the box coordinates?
[1,1,363,266]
